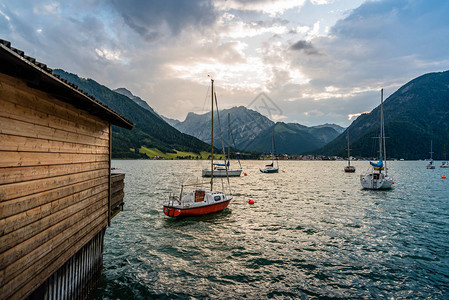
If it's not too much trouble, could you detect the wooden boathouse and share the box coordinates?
[0,39,134,299]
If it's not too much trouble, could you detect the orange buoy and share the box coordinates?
[248,199,254,204]
[282,170,285,173]
[244,173,247,176]
[442,176,447,179]
[392,181,395,184]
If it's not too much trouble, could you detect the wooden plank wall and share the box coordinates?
[0,73,110,300]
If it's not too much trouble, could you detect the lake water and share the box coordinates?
[89,160,449,299]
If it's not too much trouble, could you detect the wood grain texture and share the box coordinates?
[0,161,109,185]
[1,176,109,219]
[0,72,115,300]
[0,168,108,200]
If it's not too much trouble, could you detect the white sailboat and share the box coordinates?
[202,113,242,177]
[426,140,435,169]
[344,129,355,173]
[163,79,233,218]
[360,89,393,190]
[260,132,279,173]
[441,144,449,168]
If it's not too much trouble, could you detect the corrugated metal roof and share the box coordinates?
[0,39,134,129]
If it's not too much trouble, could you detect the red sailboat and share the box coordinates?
[163,79,232,218]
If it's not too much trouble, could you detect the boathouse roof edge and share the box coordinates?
[0,38,134,129]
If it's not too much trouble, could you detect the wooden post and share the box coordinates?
[108,123,112,226]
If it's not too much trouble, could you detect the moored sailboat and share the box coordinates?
[202,113,242,177]
[360,89,393,190]
[441,144,449,168]
[163,79,232,217]
[426,140,435,169]
[344,129,355,173]
[260,132,279,173]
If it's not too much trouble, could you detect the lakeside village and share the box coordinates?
[151,153,404,161]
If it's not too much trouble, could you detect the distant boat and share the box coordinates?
[426,140,435,169]
[344,129,355,173]
[202,113,242,177]
[360,89,393,190]
[202,164,242,177]
[440,144,448,168]
[260,132,279,173]
[163,79,232,217]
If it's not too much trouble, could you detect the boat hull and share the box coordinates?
[202,169,242,177]
[260,168,279,173]
[360,173,393,190]
[163,199,231,217]
[344,166,356,173]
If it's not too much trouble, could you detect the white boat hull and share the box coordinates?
[360,173,393,190]
[202,168,242,177]
[441,162,449,168]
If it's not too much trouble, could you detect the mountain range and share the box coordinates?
[168,106,344,154]
[54,68,449,160]
[53,70,212,158]
[315,70,449,160]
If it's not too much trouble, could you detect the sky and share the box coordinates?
[1,0,448,126]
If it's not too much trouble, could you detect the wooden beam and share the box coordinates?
[1,176,108,219]
[0,161,109,185]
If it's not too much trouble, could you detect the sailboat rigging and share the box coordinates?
[260,131,279,173]
[163,79,233,217]
[202,113,242,177]
[360,89,393,190]
[441,144,448,168]
[344,129,355,173]
[426,140,435,169]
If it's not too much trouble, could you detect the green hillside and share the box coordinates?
[315,71,449,159]
[245,122,338,154]
[53,70,212,158]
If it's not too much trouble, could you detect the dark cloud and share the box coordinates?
[253,17,289,27]
[110,0,217,42]
[330,0,449,61]
[290,40,320,55]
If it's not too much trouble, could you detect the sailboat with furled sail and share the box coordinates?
[344,129,355,173]
[260,132,279,173]
[441,144,449,168]
[426,140,435,169]
[360,89,393,190]
[163,79,233,217]
[202,113,242,177]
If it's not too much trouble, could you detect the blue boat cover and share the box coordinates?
[214,161,230,167]
[370,157,383,168]
[265,162,273,167]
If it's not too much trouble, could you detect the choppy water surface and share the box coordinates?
[90,160,449,299]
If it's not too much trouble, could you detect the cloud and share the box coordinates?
[348,112,369,120]
[290,40,320,55]
[214,0,306,16]
[2,0,448,127]
[284,0,449,124]
[110,0,217,42]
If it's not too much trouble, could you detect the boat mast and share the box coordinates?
[347,130,350,166]
[228,113,230,165]
[272,131,278,168]
[380,88,387,174]
[444,144,446,160]
[210,79,214,191]
[430,140,434,161]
